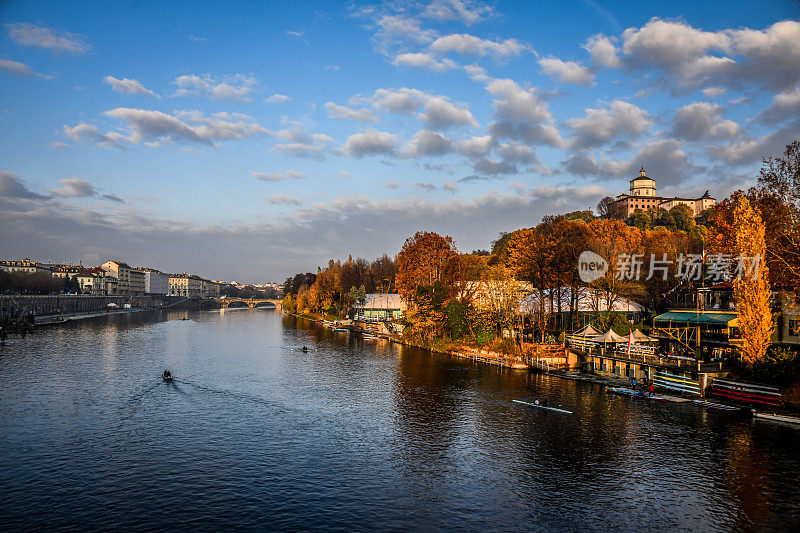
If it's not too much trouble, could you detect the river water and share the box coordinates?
[0,309,799,531]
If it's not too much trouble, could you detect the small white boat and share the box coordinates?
[512,399,572,414]
[754,412,800,425]
[692,400,741,411]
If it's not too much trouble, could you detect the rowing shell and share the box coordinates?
[692,400,741,411]
[754,412,800,425]
[512,399,573,414]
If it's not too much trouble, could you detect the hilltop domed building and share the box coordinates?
[610,167,716,217]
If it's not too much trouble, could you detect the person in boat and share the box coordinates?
[541,398,548,407]
[647,384,655,397]
[631,378,638,391]
[534,399,541,405]
[162,370,172,381]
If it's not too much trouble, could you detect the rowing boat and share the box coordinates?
[754,412,800,425]
[606,387,668,402]
[692,399,741,411]
[512,399,572,414]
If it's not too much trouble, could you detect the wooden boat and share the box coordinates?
[512,399,572,414]
[606,387,667,402]
[692,399,741,411]
[333,327,349,332]
[754,412,800,425]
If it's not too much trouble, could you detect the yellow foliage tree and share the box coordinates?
[732,196,773,364]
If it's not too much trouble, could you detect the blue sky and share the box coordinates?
[1,0,799,282]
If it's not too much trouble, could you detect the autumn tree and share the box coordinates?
[395,231,460,301]
[584,218,644,318]
[732,196,773,364]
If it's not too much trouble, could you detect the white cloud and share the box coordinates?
[422,0,495,26]
[670,102,741,140]
[65,109,267,148]
[53,177,97,198]
[264,94,291,104]
[173,74,257,102]
[702,87,726,99]
[62,123,127,149]
[454,135,493,157]
[402,130,452,157]
[104,76,158,97]
[0,170,50,200]
[366,88,432,114]
[618,19,800,91]
[538,57,594,86]
[340,130,397,158]
[48,141,70,151]
[337,171,350,179]
[429,33,528,58]
[563,139,702,185]
[5,23,90,53]
[583,34,621,67]
[757,83,800,124]
[419,96,478,129]
[707,119,800,166]
[324,102,379,122]
[384,181,400,189]
[392,53,457,72]
[567,100,652,148]
[372,15,437,54]
[252,171,306,182]
[267,194,302,205]
[0,58,50,78]
[271,127,334,160]
[486,78,565,147]
[463,63,489,82]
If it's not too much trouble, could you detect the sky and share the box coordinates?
[1,0,799,283]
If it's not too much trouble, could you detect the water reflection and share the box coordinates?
[0,310,798,531]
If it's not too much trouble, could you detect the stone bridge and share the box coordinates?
[213,298,281,309]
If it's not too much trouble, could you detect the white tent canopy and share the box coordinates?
[574,324,600,337]
[630,329,658,343]
[591,329,628,343]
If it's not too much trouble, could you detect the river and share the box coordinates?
[1,309,799,531]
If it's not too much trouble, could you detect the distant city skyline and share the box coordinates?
[1,0,799,282]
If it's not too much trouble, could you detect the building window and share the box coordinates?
[790,320,800,337]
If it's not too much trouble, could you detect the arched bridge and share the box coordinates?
[213,298,281,309]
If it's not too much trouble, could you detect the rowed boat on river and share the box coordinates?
[512,399,573,414]
[754,412,800,425]
[606,387,668,402]
[692,399,742,411]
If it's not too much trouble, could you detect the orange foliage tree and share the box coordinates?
[732,196,773,364]
[395,231,460,302]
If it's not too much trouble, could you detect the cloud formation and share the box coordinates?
[53,177,97,198]
[1,170,50,200]
[173,74,257,102]
[104,76,158,97]
[538,57,594,86]
[65,109,267,148]
[0,58,49,78]
[252,170,306,182]
[5,23,90,53]
[340,130,397,158]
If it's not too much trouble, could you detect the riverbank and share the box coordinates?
[33,307,151,326]
[285,310,532,370]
